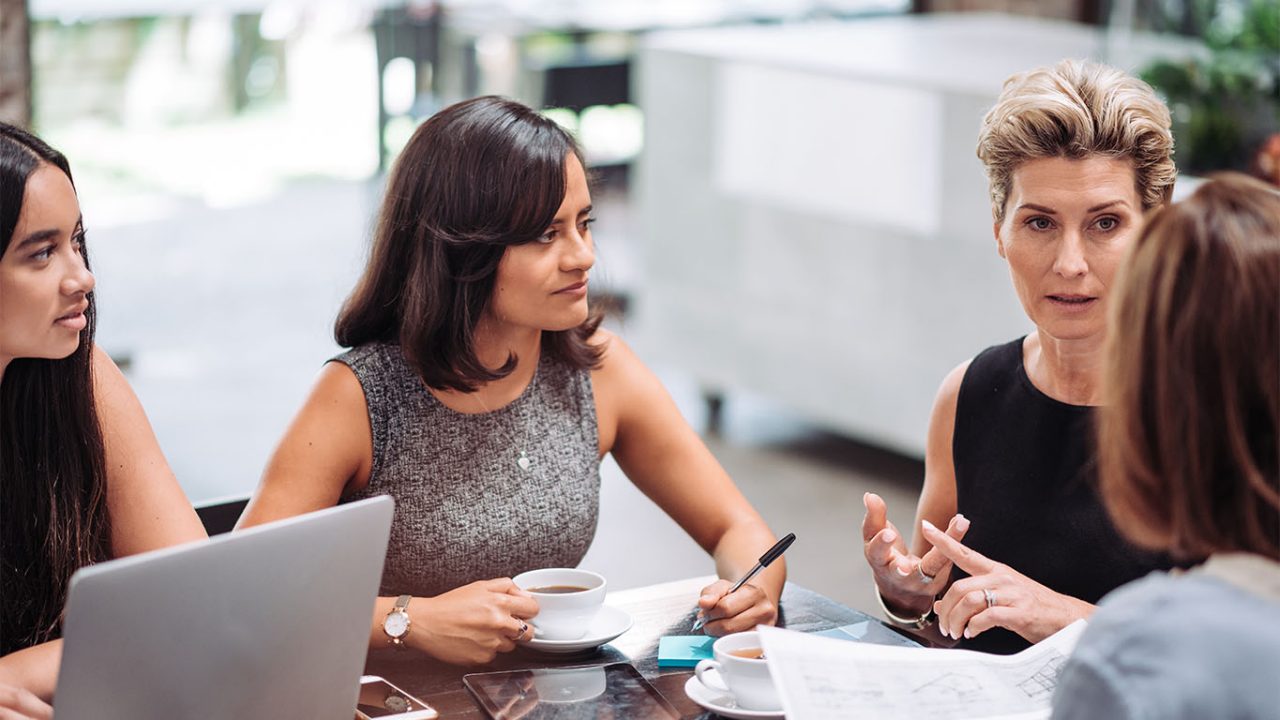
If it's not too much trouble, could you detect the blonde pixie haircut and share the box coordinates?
[977,59,1176,222]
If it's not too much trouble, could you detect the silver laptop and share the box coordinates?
[54,496,394,720]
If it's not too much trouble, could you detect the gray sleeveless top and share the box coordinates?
[336,343,601,598]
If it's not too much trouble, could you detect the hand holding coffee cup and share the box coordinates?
[693,631,781,711]
[512,568,606,641]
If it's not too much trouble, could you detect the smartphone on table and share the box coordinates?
[355,675,439,719]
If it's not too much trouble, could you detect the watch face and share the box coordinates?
[384,612,409,638]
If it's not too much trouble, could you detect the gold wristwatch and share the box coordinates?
[382,594,412,649]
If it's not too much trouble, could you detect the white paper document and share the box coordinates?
[758,620,1087,720]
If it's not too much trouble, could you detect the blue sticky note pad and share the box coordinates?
[657,635,715,668]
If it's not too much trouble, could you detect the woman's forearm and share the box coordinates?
[0,641,61,702]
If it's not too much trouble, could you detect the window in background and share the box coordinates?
[30,5,380,502]
[24,0,914,503]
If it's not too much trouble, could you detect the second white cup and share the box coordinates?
[512,568,606,641]
[694,630,781,711]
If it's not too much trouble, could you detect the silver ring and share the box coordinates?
[983,588,997,609]
[916,564,935,584]
[513,622,529,641]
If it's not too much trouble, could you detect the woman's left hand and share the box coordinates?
[920,520,1094,643]
[695,580,778,636]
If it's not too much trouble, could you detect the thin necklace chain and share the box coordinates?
[471,359,538,472]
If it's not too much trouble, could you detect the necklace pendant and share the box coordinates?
[517,452,531,471]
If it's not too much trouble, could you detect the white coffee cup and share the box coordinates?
[512,568,606,641]
[694,631,780,711]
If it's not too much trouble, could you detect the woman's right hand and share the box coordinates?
[861,492,969,617]
[0,684,51,720]
[410,579,540,665]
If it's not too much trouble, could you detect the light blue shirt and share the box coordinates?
[1051,555,1280,720]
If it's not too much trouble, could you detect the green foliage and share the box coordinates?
[1140,0,1280,174]
[1206,0,1279,53]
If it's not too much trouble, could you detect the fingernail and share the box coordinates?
[883,529,896,543]
[894,564,910,577]
[957,516,970,532]
[921,519,938,533]
[964,627,973,639]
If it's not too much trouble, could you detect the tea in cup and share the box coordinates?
[693,631,780,711]
[512,568,606,641]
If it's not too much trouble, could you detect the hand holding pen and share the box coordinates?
[691,533,796,635]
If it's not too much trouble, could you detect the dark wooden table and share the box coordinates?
[365,576,920,718]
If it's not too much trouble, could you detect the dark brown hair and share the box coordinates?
[0,122,111,653]
[1099,173,1280,562]
[336,96,603,391]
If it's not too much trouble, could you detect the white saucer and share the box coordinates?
[683,672,785,719]
[518,605,633,654]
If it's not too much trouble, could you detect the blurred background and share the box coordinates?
[1,0,1276,615]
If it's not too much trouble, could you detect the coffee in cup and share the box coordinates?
[694,631,780,711]
[512,568,606,641]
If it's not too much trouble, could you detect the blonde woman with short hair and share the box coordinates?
[862,59,1179,653]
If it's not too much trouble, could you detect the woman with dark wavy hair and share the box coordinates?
[240,96,786,665]
[0,123,205,706]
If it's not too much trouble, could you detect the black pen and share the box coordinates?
[691,532,796,632]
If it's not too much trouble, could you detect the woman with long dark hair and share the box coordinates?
[239,96,786,665]
[0,123,206,703]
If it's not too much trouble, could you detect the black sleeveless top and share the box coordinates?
[952,337,1174,654]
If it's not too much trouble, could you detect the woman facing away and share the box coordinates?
[861,59,1180,653]
[1044,173,1280,719]
[238,96,785,665]
[0,123,206,707]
